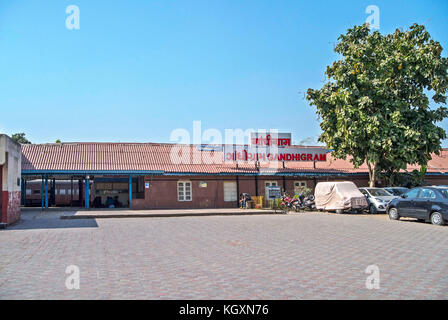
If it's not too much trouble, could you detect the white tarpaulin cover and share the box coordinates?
[314,181,368,211]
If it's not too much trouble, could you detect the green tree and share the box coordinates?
[11,133,31,144]
[307,23,448,187]
[55,139,61,143]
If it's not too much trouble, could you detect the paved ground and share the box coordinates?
[0,209,447,299]
[57,207,277,219]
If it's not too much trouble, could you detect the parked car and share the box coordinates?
[383,187,409,196]
[387,186,448,225]
[315,181,368,214]
[359,187,397,214]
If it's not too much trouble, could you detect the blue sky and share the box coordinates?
[1,0,447,145]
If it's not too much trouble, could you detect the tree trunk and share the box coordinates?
[370,164,377,187]
[367,161,377,187]
[420,164,427,186]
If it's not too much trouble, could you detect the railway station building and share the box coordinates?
[19,141,448,211]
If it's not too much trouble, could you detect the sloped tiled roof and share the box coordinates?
[20,142,448,175]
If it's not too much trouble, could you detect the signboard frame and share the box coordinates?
[266,185,282,200]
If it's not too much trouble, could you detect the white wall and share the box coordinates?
[0,135,22,192]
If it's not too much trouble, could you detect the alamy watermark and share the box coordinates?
[65,265,80,290]
[365,264,380,290]
[168,121,285,171]
[365,5,380,30]
[66,5,80,30]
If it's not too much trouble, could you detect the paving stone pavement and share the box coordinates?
[0,209,447,299]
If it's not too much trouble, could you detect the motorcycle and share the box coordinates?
[298,194,316,211]
[278,193,316,214]
[279,195,299,214]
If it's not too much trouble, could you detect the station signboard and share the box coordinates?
[223,145,327,162]
[250,133,291,147]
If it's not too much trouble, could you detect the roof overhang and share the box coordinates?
[21,170,166,176]
[21,169,369,177]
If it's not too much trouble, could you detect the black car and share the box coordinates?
[387,186,448,225]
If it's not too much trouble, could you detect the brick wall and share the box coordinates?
[130,175,374,209]
[132,176,240,209]
[424,176,448,185]
[5,191,20,224]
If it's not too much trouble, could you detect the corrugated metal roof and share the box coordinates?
[20,142,448,175]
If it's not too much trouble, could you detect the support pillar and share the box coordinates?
[128,175,132,208]
[84,177,89,209]
[236,176,240,208]
[70,177,73,208]
[44,175,49,209]
[41,176,44,209]
[21,178,25,206]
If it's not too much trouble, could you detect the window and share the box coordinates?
[265,181,278,188]
[26,189,32,195]
[385,188,403,196]
[360,189,368,196]
[178,181,192,201]
[60,188,66,195]
[294,181,307,194]
[440,188,448,199]
[405,188,420,199]
[223,182,237,202]
[367,188,390,197]
[419,189,436,199]
[33,189,41,195]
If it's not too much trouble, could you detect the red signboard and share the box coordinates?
[250,132,291,147]
[223,146,327,162]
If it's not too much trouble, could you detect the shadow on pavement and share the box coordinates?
[7,218,99,230]
[5,208,99,230]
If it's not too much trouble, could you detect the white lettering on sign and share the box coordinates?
[223,146,327,162]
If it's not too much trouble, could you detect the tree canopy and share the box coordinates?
[307,23,448,187]
[11,133,31,144]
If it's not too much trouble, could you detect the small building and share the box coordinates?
[20,142,448,210]
[0,134,22,226]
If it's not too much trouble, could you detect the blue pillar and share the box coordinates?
[85,177,89,209]
[44,175,49,209]
[128,175,132,208]
[41,176,44,209]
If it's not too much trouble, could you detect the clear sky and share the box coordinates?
[1,0,447,145]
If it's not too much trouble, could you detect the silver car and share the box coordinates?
[359,187,398,213]
[383,187,409,196]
